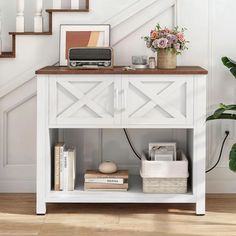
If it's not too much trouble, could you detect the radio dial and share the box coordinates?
[104,61,111,67]
[70,61,77,67]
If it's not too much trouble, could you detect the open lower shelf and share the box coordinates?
[46,175,195,203]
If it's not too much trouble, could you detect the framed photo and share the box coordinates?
[149,143,177,161]
[60,24,111,66]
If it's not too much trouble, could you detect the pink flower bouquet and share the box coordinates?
[144,24,189,54]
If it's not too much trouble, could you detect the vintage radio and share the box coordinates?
[68,47,113,69]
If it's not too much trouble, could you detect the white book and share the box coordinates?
[63,150,69,191]
[68,148,76,191]
[59,145,65,191]
[84,178,124,185]
[63,147,76,191]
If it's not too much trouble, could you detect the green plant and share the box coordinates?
[207,57,236,172]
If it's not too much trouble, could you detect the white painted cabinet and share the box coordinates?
[48,75,194,128]
[36,67,207,216]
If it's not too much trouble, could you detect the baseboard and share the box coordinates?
[206,180,236,193]
[0,180,36,193]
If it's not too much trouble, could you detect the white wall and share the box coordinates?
[0,0,236,193]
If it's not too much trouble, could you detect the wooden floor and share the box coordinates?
[0,194,236,236]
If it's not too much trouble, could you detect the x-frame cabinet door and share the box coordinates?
[122,75,194,126]
[49,75,121,126]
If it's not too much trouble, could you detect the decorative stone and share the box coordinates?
[98,161,118,174]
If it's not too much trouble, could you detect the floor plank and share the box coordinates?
[0,194,236,236]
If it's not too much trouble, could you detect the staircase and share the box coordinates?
[0,0,90,58]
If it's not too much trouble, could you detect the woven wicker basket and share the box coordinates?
[140,150,188,194]
[157,49,177,69]
[142,178,188,194]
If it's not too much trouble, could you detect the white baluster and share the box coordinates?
[53,0,61,9]
[71,0,80,9]
[16,0,25,32]
[0,9,2,55]
[34,0,43,32]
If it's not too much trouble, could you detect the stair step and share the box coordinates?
[9,32,52,35]
[0,52,15,58]
[46,9,89,13]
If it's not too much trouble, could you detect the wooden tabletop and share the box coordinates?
[36,66,208,75]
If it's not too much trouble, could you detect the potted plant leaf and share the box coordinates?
[207,57,236,172]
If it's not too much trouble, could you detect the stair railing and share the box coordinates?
[34,0,43,32]
[16,0,25,32]
[53,0,62,9]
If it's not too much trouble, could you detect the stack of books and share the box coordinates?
[84,170,129,191]
[54,143,76,191]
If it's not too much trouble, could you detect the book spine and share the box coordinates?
[73,149,76,190]
[84,178,124,184]
[67,150,75,191]
[85,171,128,179]
[54,146,60,191]
[63,151,68,191]
[59,146,64,191]
[84,183,128,190]
[84,189,128,192]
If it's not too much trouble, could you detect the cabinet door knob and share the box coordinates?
[122,89,127,111]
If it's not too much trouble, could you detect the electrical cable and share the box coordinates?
[123,128,230,170]
[123,129,142,160]
[206,131,230,173]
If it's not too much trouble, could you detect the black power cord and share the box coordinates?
[123,129,142,160]
[206,131,230,173]
[123,128,230,171]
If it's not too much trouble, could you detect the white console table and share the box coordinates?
[36,66,207,215]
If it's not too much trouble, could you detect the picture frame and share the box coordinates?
[148,143,177,161]
[59,24,111,66]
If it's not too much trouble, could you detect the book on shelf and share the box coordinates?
[54,143,76,191]
[84,178,126,185]
[85,170,128,179]
[54,143,65,191]
[63,146,76,191]
[84,183,128,190]
[84,188,128,192]
[84,170,129,191]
